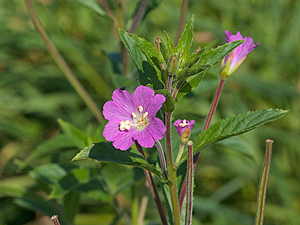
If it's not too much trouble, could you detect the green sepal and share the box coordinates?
[155,89,175,113]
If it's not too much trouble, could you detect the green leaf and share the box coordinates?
[178,109,288,166]
[164,31,174,55]
[155,89,175,113]
[73,142,167,182]
[18,134,75,170]
[15,194,72,225]
[68,0,107,16]
[175,40,244,102]
[63,192,80,223]
[58,118,87,149]
[119,29,163,89]
[198,40,244,65]
[181,47,206,69]
[175,16,194,60]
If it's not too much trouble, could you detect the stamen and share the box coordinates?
[179,119,188,127]
[139,106,143,112]
[119,120,131,131]
[132,112,137,118]
[143,112,148,118]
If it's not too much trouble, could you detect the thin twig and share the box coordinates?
[129,0,150,33]
[175,0,189,45]
[98,0,119,28]
[25,0,104,123]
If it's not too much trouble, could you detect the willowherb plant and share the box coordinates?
[72,17,287,225]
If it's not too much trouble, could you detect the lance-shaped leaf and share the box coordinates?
[165,31,174,55]
[175,40,244,102]
[119,29,163,89]
[73,142,167,182]
[177,109,288,166]
[175,16,194,60]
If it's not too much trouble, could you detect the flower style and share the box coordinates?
[220,30,259,79]
[103,86,166,151]
[174,119,195,143]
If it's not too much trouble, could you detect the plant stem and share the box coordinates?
[135,142,168,225]
[254,139,273,225]
[185,141,194,225]
[155,140,169,179]
[97,0,120,30]
[201,78,226,131]
[138,186,149,225]
[129,0,149,33]
[165,112,181,225]
[25,0,104,124]
[175,0,189,45]
[179,78,226,214]
[175,143,185,167]
[51,215,61,225]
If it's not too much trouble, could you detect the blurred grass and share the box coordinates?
[0,0,299,224]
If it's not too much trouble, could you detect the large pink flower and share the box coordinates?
[103,86,166,150]
[220,31,259,79]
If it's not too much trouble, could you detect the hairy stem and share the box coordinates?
[185,141,194,225]
[155,140,169,179]
[254,139,273,225]
[25,0,104,123]
[51,215,60,225]
[165,112,181,225]
[135,142,168,225]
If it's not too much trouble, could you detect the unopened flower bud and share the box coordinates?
[174,119,195,143]
[167,55,178,75]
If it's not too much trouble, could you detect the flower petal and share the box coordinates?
[133,86,166,118]
[134,129,155,148]
[103,120,122,141]
[112,130,135,151]
[112,89,136,113]
[103,101,132,120]
[145,117,166,140]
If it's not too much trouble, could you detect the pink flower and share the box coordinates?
[220,31,259,79]
[103,86,166,150]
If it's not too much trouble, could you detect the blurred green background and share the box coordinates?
[0,0,299,224]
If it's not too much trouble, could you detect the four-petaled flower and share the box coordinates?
[220,30,259,79]
[103,85,166,150]
[174,119,195,143]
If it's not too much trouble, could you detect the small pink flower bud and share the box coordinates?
[174,119,195,143]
